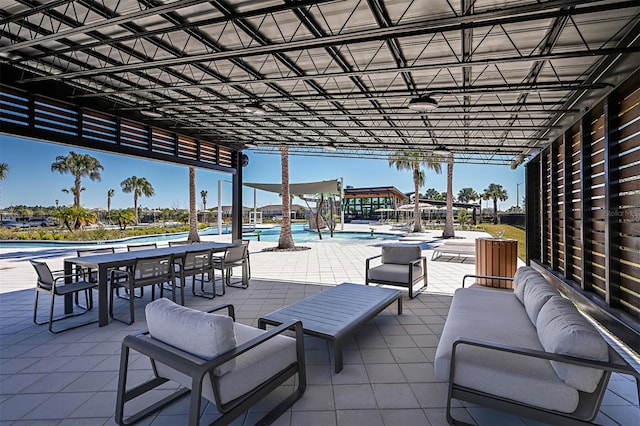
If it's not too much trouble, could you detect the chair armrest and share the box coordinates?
[462,274,514,288]
[205,304,235,320]
[408,256,425,266]
[52,271,89,283]
[450,337,640,379]
[365,254,382,271]
[123,320,304,380]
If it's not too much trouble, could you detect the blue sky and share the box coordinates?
[0,134,525,211]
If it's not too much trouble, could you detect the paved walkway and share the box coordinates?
[0,224,638,425]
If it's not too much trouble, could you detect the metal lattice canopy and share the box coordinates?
[1,0,638,166]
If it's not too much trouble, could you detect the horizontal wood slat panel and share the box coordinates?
[619,88,640,112]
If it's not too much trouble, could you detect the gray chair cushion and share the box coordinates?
[537,296,608,393]
[381,246,421,264]
[154,322,297,406]
[368,263,422,285]
[523,277,558,325]
[145,298,236,376]
[513,266,543,304]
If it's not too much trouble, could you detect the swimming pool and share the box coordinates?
[0,224,395,248]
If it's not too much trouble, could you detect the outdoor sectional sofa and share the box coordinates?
[434,266,639,425]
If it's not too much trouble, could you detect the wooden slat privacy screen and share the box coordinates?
[0,85,238,174]
[527,73,640,331]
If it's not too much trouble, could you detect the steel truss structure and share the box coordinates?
[0,0,638,166]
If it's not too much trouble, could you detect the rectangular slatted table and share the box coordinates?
[258,283,402,373]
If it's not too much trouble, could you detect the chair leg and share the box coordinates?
[192,272,216,299]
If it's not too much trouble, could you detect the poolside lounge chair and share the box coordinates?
[116,298,306,426]
[365,245,427,298]
[30,260,98,333]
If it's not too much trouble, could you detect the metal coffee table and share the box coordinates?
[258,283,402,373]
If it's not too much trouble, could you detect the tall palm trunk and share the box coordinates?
[133,194,139,224]
[443,152,455,238]
[188,167,200,243]
[74,176,81,207]
[278,146,295,249]
[413,168,422,232]
[493,197,499,224]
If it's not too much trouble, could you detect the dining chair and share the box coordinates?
[168,240,192,247]
[109,254,176,324]
[212,242,249,295]
[176,248,215,300]
[127,243,158,252]
[30,260,98,333]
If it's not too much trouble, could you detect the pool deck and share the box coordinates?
[0,223,638,425]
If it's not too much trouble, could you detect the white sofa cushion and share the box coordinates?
[434,288,579,413]
[513,266,543,304]
[381,245,421,264]
[537,296,608,393]
[154,322,297,406]
[523,277,558,324]
[145,298,236,376]
[367,263,422,285]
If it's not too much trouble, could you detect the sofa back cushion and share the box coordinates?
[145,298,237,376]
[382,246,421,264]
[523,277,558,324]
[536,296,608,392]
[513,266,543,304]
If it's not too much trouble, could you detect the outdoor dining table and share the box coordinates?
[63,242,236,326]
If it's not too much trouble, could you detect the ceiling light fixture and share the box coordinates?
[140,109,163,118]
[243,104,266,116]
[433,145,450,156]
[324,145,337,151]
[408,95,438,112]
[244,143,257,149]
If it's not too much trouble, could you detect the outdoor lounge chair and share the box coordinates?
[115,298,306,426]
[30,260,98,333]
[109,254,176,324]
[365,245,427,298]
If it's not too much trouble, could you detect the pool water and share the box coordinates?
[241,224,396,243]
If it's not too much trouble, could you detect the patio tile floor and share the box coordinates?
[0,226,638,425]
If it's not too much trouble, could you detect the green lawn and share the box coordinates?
[476,224,526,261]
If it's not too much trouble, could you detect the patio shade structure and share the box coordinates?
[0,1,638,346]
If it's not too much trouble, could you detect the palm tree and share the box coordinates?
[53,206,96,231]
[106,189,115,224]
[187,167,200,243]
[107,189,115,214]
[424,188,440,200]
[443,152,455,238]
[200,189,208,224]
[457,187,479,203]
[389,152,441,232]
[120,176,154,224]
[458,186,480,225]
[483,183,509,224]
[278,146,295,249]
[51,151,103,207]
[0,163,8,181]
[0,163,9,208]
[112,209,136,231]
